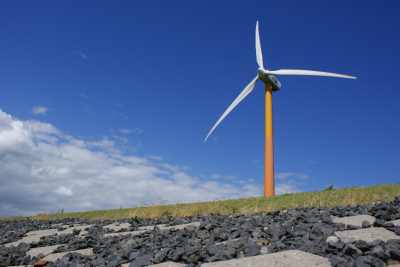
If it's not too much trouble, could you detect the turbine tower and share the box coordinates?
[205,21,356,197]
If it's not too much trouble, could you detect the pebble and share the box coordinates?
[0,195,400,266]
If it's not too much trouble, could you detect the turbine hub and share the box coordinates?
[257,69,281,91]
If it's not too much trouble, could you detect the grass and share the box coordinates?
[2,183,400,222]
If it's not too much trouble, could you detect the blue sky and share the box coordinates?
[1,1,399,217]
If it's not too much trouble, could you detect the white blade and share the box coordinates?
[256,21,264,69]
[263,69,356,79]
[205,76,259,142]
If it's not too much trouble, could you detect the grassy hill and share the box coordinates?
[2,183,400,221]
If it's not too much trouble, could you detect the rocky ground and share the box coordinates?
[1,196,400,267]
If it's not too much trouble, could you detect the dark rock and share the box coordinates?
[340,244,363,256]
[346,224,361,230]
[384,222,395,227]
[373,219,386,227]
[128,252,141,261]
[372,257,387,267]
[389,206,398,214]
[245,245,260,257]
[205,250,225,262]
[380,211,391,221]
[330,255,346,266]
[171,247,184,261]
[128,255,151,267]
[390,250,400,261]
[265,224,286,237]
[355,240,370,252]
[368,239,383,247]
[361,220,371,228]
[1,196,400,267]
[355,255,373,267]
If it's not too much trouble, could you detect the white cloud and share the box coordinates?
[84,105,92,113]
[275,180,303,195]
[296,174,309,179]
[170,172,197,187]
[147,155,163,160]
[119,129,133,134]
[161,163,189,172]
[212,137,218,141]
[119,128,142,134]
[72,50,87,60]
[276,172,294,179]
[32,106,48,115]
[309,160,317,164]
[113,135,129,144]
[54,186,73,196]
[276,172,309,180]
[211,174,237,179]
[0,108,265,217]
[81,94,88,99]
[249,178,255,182]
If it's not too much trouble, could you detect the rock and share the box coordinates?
[1,196,400,267]
[340,244,363,256]
[245,245,260,257]
[390,250,400,261]
[355,255,373,267]
[330,255,346,266]
[346,224,361,230]
[373,219,386,227]
[33,260,48,266]
[372,257,387,267]
[362,220,371,228]
[128,255,151,267]
[206,250,225,262]
[326,236,339,243]
[355,240,370,251]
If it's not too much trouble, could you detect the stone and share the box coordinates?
[374,219,386,227]
[362,220,371,228]
[206,250,225,262]
[330,255,346,266]
[245,245,260,257]
[33,260,48,266]
[355,240,370,251]
[355,255,373,267]
[128,255,151,267]
[346,224,361,230]
[390,250,400,261]
[372,257,387,267]
[2,196,400,267]
[327,236,339,243]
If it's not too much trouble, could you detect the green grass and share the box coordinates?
[2,183,400,221]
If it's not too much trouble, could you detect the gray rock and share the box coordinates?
[1,196,400,267]
[355,255,373,267]
[390,250,400,261]
[128,255,151,267]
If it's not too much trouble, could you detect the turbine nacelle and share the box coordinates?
[257,68,281,91]
[204,21,356,142]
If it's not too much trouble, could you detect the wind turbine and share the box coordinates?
[204,21,356,197]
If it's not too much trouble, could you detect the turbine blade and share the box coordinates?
[256,21,264,69]
[205,76,259,142]
[263,69,356,79]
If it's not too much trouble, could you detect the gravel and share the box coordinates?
[0,196,400,267]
